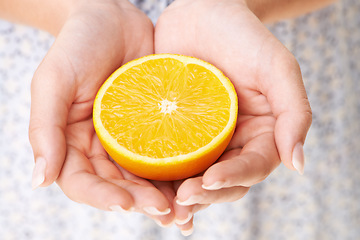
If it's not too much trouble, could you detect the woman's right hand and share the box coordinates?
[29,0,175,226]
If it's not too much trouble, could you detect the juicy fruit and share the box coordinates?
[93,54,238,181]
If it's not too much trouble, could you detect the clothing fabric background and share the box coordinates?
[0,0,359,239]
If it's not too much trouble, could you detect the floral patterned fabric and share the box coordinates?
[0,0,359,239]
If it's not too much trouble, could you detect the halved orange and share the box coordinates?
[93,54,238,181]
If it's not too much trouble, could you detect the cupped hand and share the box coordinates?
[155,0,312,231]
[29,0,175,224]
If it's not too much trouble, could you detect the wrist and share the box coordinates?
[39,0,76,35]
[0,0,76,35]
[244,0,337,23]
[33,0,78,36]
[244,0,268,22]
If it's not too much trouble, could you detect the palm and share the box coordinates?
[59,1,155,125]
[59,118,174,214]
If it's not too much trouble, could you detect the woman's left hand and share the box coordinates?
[155,0,312,233]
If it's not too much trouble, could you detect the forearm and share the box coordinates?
[0,0,74,35]
[246,0,337,23]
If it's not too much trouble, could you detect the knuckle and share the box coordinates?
[276,51,300,72]
[28,119,43,144]
[226,186,250,203]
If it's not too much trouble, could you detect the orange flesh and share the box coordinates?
[99,58,231,159]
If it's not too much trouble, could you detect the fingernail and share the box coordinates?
[202,181,226,190]
[175,212,193,225]
[176,195,203,206]
[292,142,305,175]
[143,206,171,216]
[32,157,46,190]
[181,226,194,236]
[154,218,174,228]
[109,205,134,213]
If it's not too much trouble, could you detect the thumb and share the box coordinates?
[264,54,312,175]
[29,47,76,189]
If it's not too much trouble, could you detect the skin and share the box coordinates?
[1,0,336,234]
[28,0,176,226]
[154,0,313,230]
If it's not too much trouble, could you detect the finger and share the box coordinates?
[118,182,172,216]
[174,203,210,237]
[226,115,275,151]
[176,177,249,206]
[174,197,193,226]
[176,215,194,237]
[173,200,197,237]
[262,51,312,174]
[202,132,280,190]
[150,181,177,227]
[85,149,172,216]
[115,163,156,187]
[88,136,154,187]
[56,146,134,211]
[29,46,76,189]
[172,180,194,228]
[91,157,173,216]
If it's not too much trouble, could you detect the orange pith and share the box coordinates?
[93,54,238,181]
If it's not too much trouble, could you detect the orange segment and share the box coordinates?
[93,54,238,181]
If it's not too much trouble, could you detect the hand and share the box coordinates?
[155,0,312,231]
[29,0,175,224]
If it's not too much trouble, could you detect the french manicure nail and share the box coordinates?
[154,219,174,228]
[175,212,193,225]
[109,205,134,213]
[143,206,171,216]
[202,181,226,190]
[32,157,46,190]
[176,195,203,206]
[292,142,305,175]
[181,226,194,236]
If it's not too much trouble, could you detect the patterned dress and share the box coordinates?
[0,0,358,239]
